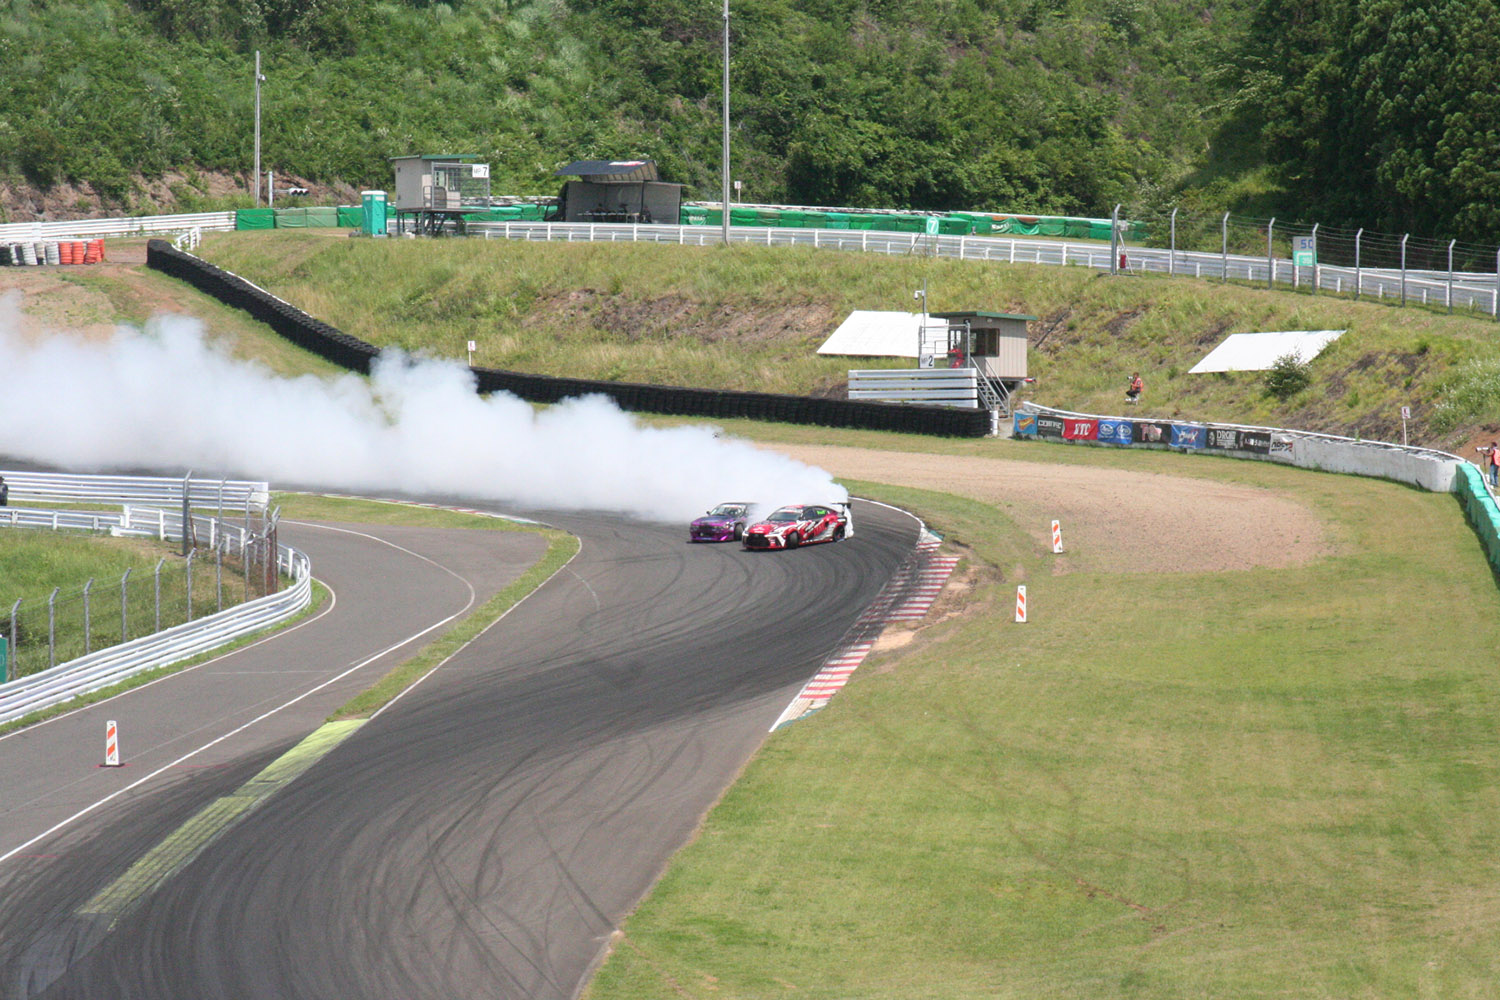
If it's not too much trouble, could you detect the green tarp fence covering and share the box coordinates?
[673,205,1146,241]
[463,205,549,222]
[336,206,362,227]
[235,209,275,230]
[273,207,338,229]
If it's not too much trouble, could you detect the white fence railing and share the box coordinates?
[0,474,309,726]
[848,368,980,408]
[1,471,268,512]
[0,211,236,244]
[471,221,1500,318]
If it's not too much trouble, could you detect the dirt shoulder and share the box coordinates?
[769,443,1336,575]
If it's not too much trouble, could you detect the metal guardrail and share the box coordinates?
[0,475,309,726]
[472,221,1500,317]
[848,368,980,408]
[1,471,269,512]
[0,211,236,244]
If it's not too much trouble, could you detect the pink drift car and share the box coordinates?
[742,503,851,550]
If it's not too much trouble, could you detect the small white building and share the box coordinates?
[388,154,491,211]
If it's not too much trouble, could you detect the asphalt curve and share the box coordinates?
[0,498,918,999]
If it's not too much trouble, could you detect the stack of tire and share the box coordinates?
[0,239,106,266]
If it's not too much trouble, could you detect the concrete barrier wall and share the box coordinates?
[1016,402,1465,494]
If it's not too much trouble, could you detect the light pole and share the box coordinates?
[720,0,731,246]
[253,51,266,205]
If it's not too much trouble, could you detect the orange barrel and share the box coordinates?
[82,241,98,264]
[59,242,73,264]
[92,238,105,262]
[74,241,87,262]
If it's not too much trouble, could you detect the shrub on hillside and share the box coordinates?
[1264,352,1310,400]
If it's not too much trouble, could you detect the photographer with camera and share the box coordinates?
[1479,441,1499,489]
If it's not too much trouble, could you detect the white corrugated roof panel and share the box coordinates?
[817,311,949,358]
[1189,330,1344,374]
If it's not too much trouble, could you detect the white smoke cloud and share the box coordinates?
[0,295,846,521]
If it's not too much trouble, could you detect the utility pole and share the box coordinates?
[720,0,731,246]
[253,52,266,205]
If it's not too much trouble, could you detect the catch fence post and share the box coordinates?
[1310,222,1318,295]
[1220,212,1229,283]
[155,558,165,632]
[47,587,59,670]
[1169,207,1177,276]
[83,579,92,655]
[1354,229,1362,300]
[1266,218,1275,289]
[9,598,20,677]
[121,568,131,643]
[1400,234,1409,306]
[185,550,195,622]
[1110,204,1120,274]
[1448,239,1456,314]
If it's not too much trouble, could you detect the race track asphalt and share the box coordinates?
[0,498,918,999]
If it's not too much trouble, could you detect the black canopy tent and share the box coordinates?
[555,160,683,224]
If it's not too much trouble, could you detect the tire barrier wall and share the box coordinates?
[146,240,991,438]
[0,239,105,266]
[1454,463,1500,575]
[1013,402,1463,493]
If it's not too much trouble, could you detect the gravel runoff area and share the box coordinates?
[770,443,1337,576]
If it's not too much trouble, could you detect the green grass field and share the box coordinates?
[582,433,1500,999]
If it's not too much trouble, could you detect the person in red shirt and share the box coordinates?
[1126,372,1144,405]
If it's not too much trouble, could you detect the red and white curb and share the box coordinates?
[773,529,958,730]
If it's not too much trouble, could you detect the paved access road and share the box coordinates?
[0,499,917,999]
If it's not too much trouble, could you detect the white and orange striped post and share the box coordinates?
[104,720,121,767]
[1051,519,1063,553]
[1015,585,1028,623]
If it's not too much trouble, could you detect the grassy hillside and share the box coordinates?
[198,230,1500,451]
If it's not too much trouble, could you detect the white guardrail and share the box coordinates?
[0,211,236,243]
[848,368,979,408]
[0,472,310,726]
[471,221,1500,317]
[1015,403,1465,494]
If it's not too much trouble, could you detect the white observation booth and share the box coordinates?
[389,154,492,235]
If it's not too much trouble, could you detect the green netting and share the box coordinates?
[304,207,338,228]
[336,206,362,227]
[938,217,972,235]
[274,208,308,228]
[235,209,275,230]
[825,212,851,229]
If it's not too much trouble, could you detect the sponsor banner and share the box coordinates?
[1270,434,1295,457]
[1237,430,1272,454]
[1205,427,1240,451]
[1036,414,1065,439]
[1063,417,1098,441]
[1170,423,1206,449]
[1096,419,1134,445]
[1013,412,1037,437]
[1133,420,1172,445]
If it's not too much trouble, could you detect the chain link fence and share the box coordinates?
[0,509,281,682]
